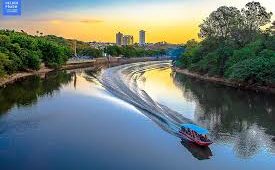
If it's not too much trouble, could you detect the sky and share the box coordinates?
[0,0,274,43]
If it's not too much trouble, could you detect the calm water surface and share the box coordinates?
[0,63,274,170]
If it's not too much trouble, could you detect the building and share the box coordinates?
[139,30,146,46]
[89,41,115,50]
[116,32,123,46]
[122,35,134,46]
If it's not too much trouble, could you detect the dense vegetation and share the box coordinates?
[176,2,275,85]
[104,45,166,58]
[0,30,73,76]
[0,29,167,77]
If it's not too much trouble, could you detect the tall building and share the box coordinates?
[122,35,134,46]
[116,32,123,46]
[139,30,146,46]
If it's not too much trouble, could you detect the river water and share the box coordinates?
[0,61,274,169]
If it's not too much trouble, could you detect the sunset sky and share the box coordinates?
[1,0,274,43]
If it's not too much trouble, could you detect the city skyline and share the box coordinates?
[116,30,146,46]
[0,0,274,43]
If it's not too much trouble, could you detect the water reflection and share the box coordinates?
[173,72,275,158]
[180,139,213,160]
[0,71,72,115]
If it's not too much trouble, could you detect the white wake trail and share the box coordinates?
[99,61,194,136]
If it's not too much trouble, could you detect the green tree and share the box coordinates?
[26,51,42,70]
[0,35,11,47]
[104,45,122,56]
[0,53,10,76]
[226,51,275,85]
[37,40,68,68]
[179,39,202,68]
[78,47,102,58]
[199,6,243,39]
[241,2,273,32]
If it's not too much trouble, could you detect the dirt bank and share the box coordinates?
[0,67,53,87]
[174,67,275,95]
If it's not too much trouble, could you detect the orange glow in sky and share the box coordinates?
[0,0,274,43]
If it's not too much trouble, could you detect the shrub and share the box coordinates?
[225,52,275,84]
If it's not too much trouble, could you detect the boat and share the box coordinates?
[179,124,213,146]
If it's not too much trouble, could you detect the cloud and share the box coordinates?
[5,17,104,24]
[79,19,103,23]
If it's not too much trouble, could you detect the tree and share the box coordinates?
[10,34,37,50]
[104,45,121,56]
[0,35,11,50]
[199,6,243,39]
[199,2,273,45]
[226,52,275,85]
[26,51,41,70]
[79,47,102,58]
[179,40,202,68]
[37,40,68,68]
[0,29,73,73]
[241,2,273,32]
[0,52,10,76]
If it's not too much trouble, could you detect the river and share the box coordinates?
[0,61,274,169]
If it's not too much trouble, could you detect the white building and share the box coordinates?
[139,30,146,46]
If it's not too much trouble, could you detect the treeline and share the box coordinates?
[176,2,275,85]
[0,30,73,76]
[104,45,166,58]
[40,35,103,58]
[73,40,102,58]
[0,30,106,77]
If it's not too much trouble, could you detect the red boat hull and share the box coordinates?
[179,130,213,146]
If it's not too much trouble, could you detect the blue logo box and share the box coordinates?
[3,0,21,16]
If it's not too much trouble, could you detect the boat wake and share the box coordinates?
[99,61,194,137]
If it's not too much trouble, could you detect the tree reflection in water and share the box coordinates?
[0,71,72,115]
[173,73,275,159]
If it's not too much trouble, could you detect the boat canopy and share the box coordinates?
[181,124,209,135]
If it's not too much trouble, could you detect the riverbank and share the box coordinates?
[0,56,169,87]
[174,67,275,95]
[0,67,54,87]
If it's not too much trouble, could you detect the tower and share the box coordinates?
[116,32,123,46]
[139,30,146,46]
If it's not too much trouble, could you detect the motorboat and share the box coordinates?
[179,124,213,146]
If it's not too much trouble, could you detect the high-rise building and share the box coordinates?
[116,32,123,46]
[139,30,146,46]
[122,35,134,46]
